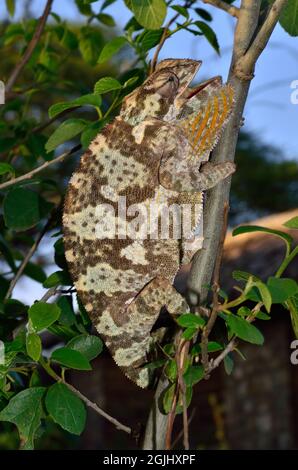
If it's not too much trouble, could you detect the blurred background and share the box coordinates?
[0,0,298,450]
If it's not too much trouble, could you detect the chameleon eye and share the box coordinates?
[168,76,175,82]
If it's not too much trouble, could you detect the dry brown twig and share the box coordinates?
[202,0,240,18]
[201,202,229,374]
[6,0,54,95]
[165,336,190,450]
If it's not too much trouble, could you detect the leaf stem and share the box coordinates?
[275,245,298,278]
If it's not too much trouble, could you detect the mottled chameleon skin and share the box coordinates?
[63,59,235,387]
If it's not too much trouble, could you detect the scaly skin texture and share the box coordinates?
[63,59,235,387]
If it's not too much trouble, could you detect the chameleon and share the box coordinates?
[63,59,235,388]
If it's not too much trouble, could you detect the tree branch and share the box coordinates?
[0,145,80,191]
[6,0,53,95]
[202,0,239,18]
[236,0,288,75]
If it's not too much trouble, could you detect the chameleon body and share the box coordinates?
[63,59,235,387]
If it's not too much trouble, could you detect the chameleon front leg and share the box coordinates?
[159,153,236,192]
[100,276,189,388]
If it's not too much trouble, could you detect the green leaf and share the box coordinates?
[237,306,251,317]
[183,365,204,386]
[75,0,92,14]
[57,296,76,326]
[286,294,298,338]
[191,341,223,355]
[45,118,87,152]
[224,353,234,375]
[26,333,41,361]
[101,0,117,10]
[164,359,177,381]
[51,347,92,370]
[232,270,261,283]
[28,302,61,332]
[48,94,102,119]
[255,311,271,321]
[232,224,293,246]
[6,0,15,17]
[81,121,104,149]
[279,0,298,36]
[175,386,193,414]
[254,281,272,313]
[225,314,264,345]
[171,5,189,18]
[97,36,127,63]
[43,270,71,288]
[94,77,122,94]
[0,162,15,176]
[267,277,298,304]
[284,216,298,229]
[66,335,103,361]
[162,383,175,414]
[45,383,86,435]
[130,0,167,30]
[140,28,164,51]
[96,12,116,26]
[195,7,212,22]
[177,313,205,328]
[0,387,45,449]
[79,33,102,64]
[3,188,52,231]
[182,327,197,340]
[194,21,220,53]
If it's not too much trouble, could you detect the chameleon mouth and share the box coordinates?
[186,75,222,100]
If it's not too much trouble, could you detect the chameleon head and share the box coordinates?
[120,58,202,125]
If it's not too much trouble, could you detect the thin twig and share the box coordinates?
[4,213,57,300]
[65,382,132,434]
[150,0,194,74]
[0,145,80,191]
[208,338,237,372]
[40,286,58,302]
[39,357,131,435]
[177,340,190,450]
[6,0,53,95]
[165,383,178,450]
[202,0,239,18]
[201,202,229,373]
[172,408,196,449]
[150,18,179,74]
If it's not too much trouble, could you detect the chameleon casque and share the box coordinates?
[63,59,235,388]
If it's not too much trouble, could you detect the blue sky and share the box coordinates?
[3,0,298,160]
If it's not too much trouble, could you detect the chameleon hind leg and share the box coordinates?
[99,276,189,388]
